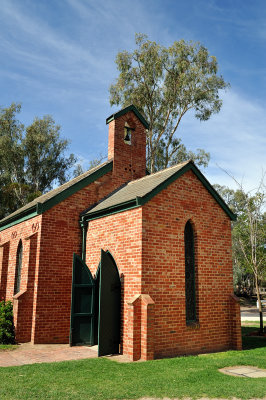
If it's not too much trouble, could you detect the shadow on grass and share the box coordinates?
[242,326,266,350]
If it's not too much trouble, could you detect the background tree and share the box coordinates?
[73,154,105,178]
[24,116,75,193]
[110,33,228,172]
[0,103,76,219]
[215,179,266,334]
[0,103,27,218]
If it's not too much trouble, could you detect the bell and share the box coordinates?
[124,127,131,143]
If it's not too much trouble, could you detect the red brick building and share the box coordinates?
[0,105,242,360]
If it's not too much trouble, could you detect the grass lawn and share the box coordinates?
[0,323,265,400]
[0,344,18,351]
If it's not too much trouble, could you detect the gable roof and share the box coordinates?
[106,105,149,129]
[0,160,113,231]
[82,160,236,222]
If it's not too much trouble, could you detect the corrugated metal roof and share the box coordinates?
[85,160,190,215]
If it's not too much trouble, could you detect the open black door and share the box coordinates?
[70,253,95,346]
[98,250,121,356]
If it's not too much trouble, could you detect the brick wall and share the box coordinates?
[0,215,42,342]
[108,111,146,184]
[85,169,241,360]
[0,170,122,343]
[141,169,242,357]
[30,169,126,344]
[86,207,143,357]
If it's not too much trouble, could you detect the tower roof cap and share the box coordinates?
[106,104,149,129]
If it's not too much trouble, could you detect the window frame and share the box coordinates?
[14,240,23,295]
[184,220,197,324]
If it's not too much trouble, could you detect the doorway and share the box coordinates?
[70,250,121,356]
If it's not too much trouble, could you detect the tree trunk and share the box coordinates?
[254,273,264,334]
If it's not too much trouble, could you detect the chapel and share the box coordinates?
[0,105,242,360]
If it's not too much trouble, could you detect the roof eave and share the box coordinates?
[82,161,236,222]
[0,205,40,232]
[106,105,149,129]
[0,160,114,231]
[83,198,139,222]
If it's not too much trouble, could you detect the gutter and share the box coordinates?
[0,204,41,232]
[80,217,88,261]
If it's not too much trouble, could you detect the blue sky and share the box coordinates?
[0,0,265,191]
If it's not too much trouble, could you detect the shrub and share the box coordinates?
[0,300,15,344]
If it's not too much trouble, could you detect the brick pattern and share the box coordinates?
[86,207,143,357]
[85,169,241,360]
[108,111,146,185]
[29,168,132,344]
[13,233,38,342]
[127,294,155,361]
[127,295,142,361]
[141,169,241,358]
[229,294,242,350]
[140,294,155,360]
[0,215,42,343]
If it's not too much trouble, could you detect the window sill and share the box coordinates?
[13,289,27,300]
[186,321,200,329]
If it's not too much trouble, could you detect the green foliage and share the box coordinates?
[156,140,210,171]
[0,103,76,219]
[0,344,18,350]
[0,301,15,345]
[215,183,265,281]
[24,116,76,192]
[215,181,266,329]
[110,33,228,172]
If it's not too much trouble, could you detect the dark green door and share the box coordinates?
[98,250,121,356]
[70,253,95,346]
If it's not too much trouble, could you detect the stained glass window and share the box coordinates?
[14,241,23,295]
[184,221,196,322]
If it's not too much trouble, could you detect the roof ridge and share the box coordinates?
[128,159,192,186]
[0,159,113,226]
[26,158,112,205]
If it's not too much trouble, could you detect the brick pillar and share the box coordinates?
[127,294,155,361]
[127,294,141,361]
[230,293,242,350]
[140,294,155,361]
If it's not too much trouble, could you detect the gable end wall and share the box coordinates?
[142,169,241,357]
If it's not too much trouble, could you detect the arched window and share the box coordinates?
[14,240,23,295]
[184,221,196,323]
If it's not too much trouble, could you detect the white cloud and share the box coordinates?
[180,89,266,190]
[0,0,265,193]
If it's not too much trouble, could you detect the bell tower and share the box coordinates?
[106,105,148,184]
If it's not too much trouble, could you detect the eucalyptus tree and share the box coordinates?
[110,34,228,172]
[215,181,266,334]
[0,103,76,219]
